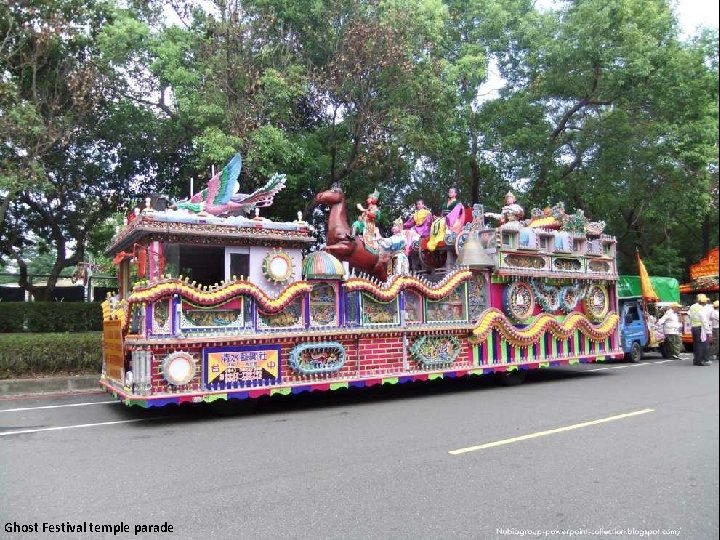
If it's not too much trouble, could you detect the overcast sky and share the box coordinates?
[675,0,719,37]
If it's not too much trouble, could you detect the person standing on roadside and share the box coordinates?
[688,294,712,366]
[657,303,683,359]
[711,300,719,361]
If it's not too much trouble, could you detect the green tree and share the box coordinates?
[0,1,113,227]
[476,0,718,276]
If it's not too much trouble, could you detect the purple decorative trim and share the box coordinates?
[145,304,152,337]
[338,285,345,326]
[304,292,311,328]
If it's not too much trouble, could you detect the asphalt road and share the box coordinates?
[1,353,718,540]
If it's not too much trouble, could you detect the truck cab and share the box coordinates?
[619,298,648,362]
[619,297,672,361]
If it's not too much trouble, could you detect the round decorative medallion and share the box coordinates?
[262,250,295,283]
[288,342,346,375]
[503,281,536,323]
[583,284,609,321]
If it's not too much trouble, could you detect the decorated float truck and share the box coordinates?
[101,159,623,408]
[679,247,719,350]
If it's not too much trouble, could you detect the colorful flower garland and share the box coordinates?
[530,280,561,312]
[559,284,586,313]
[344,269,472,302]
[529,280,587,314]
[117,277,312,331]
[102,298,127,325]
[128,277,311,311]
[472,307,618,347]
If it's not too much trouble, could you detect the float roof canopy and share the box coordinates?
[107,213,315,255]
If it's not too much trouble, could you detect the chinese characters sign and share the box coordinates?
[203,345,281,388]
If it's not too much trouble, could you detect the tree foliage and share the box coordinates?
[0,0,717,297]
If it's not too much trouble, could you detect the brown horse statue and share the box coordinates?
[315,187,390,281]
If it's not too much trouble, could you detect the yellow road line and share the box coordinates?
[448,408,655,455]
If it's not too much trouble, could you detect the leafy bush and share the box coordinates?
[0,333,102,378]
[0,303,102,333]
[0,303,25,332]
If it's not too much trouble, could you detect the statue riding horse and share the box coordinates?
[315,187,391,281]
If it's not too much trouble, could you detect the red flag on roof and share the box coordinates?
[636,250,659,302]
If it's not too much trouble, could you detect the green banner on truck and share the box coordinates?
[617,275,680,302]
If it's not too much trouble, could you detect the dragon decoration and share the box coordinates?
[102,270,475,332]
[343,270,473,301]
[102,277,313,332]
[471,308,619,347]
[175,153,287,217]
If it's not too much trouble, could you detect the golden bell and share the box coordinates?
[457,232,496,268]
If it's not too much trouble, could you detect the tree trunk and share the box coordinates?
[0,192,13,229]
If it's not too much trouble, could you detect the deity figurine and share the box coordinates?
[427,187,465,251]
[485,191,525,227]
[379,219,410,275]
[442,187,465,234]
[403,198,433,243]
[352,189,381,249]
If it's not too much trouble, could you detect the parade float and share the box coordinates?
[679,247,719,348]
[100,154,624,407]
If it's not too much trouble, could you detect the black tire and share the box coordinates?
[626,341,642,363]
[684,343,693,353]
[495,369,528,387]
[660,341,672,359]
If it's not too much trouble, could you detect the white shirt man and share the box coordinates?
[657,306,682,335]
[657,304,682,359]
[688,294,712,365]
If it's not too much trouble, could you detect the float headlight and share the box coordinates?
[162,352,196,386]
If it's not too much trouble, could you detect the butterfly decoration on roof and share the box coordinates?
[175,153,287,217]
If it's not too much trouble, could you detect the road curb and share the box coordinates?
[0,375,101,397]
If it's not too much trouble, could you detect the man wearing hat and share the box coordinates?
[711,300,719,361]
[688,294,712,365]
[657,303,683,359]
